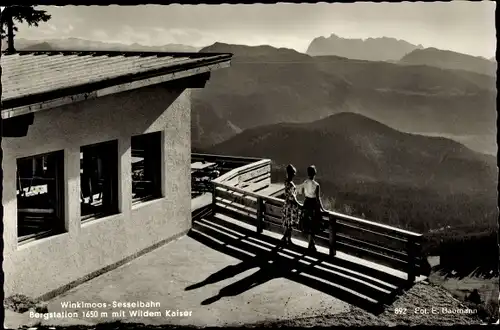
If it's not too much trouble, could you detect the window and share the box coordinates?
[80,140,119,220]
[131,132,162,204]
[16,151,64,242]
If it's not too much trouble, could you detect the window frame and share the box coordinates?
[16,150,65,243]
[131,131,163,205]
[80,140,119,222]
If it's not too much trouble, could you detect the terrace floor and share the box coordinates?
[6,193,426,329]
[7,228,350,328]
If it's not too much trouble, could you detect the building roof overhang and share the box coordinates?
[1,51,232,119]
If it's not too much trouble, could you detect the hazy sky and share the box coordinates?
[12,2,497,58]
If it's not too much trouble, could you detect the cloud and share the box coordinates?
[92,29,109,40]
[22,23,60,38]
[60,24,74,34]
[87,25,219,47]
[118,25,154,45]
[83,24,408,54]
[153,27,211,45]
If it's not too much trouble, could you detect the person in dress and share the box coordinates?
[298,165,326,251]
[281,164,302,245]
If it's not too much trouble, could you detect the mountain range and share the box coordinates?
[2,37,201,53]
[400,47,497,76]
[8,38,495,155]
[305,34,496,74]
[306,34,424,61]
[193,43,496,155]
[209,112,495,193]
[194,41,496,234]
[208,112,497,232]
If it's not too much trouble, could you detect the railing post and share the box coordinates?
[256,197,264,234]
[407,236,417,286]
[329,214,336,257]
[211,182,217,220]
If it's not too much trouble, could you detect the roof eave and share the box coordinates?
[1,58,231,120]
[1,52,232,109]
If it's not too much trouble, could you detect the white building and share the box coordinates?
[1,50,231,298]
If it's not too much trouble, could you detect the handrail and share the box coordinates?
[213,159,270,184]
[213,181,282,204]
[191,153,267,194]
[192,153,263,163]
[214,178,421,239]
[326,210,423,238]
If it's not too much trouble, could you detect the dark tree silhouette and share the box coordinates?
[1,5,51,54]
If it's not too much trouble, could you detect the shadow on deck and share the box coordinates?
[189,207,410,315]
[189,154,425,315]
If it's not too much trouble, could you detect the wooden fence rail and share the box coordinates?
[198,154,424,285]
[192,153,263,176]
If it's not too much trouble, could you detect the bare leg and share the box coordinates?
[308,234,316,250]
[286,228,293,244]
[282,227,292,244]
[308,214,318,250]
[282,226,289,241]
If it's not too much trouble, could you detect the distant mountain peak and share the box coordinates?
[321,111,379,122]
[200,42,308,60]
[211,41,227,47]
[315,111,373,123]
[306,34,423,61]
[311,112,396,133]
[204,41,293,52]
[15,37,201,53]
[22,41,53,51]
[400,47,496,76]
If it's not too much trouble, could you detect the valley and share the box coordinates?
[206,112,497,233]
[193,43,496,153]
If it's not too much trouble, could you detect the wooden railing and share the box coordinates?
[197,154,424,284]
[191,153,269,194]
[212,157,272,194]
[192,153,263,177]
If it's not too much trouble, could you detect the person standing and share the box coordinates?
[298,165,326,251]
[281,164,301,245]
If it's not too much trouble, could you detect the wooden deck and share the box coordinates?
[191,153,426,295]
[213,212,426,284]
[191,193,212,211]
[190,204,426,314]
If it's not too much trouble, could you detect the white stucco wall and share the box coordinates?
[2,83,192,298]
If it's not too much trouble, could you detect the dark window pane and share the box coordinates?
[17,151,64,242]
[80,140,118,220]
[131,132,162,203]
